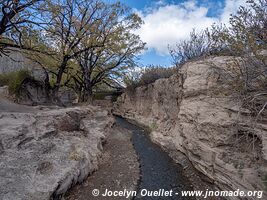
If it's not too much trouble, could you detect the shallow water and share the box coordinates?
[115,116,195,200]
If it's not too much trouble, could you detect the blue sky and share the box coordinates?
[110,0,247,67]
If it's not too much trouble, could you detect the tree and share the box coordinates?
[0,0,43,54]
[71,3,145,102]
[41,0,111,102]
[0,0,145,104]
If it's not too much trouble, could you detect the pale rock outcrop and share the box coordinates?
[0,106,114,200]
[114,56,267,199]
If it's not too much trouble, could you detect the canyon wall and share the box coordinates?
[0,106,114,200]
[0,49,44,79]
[114,56,267,199]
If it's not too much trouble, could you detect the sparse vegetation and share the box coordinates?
[124,65,176,91]
[149,121,158,131]
[139,66,176,85]
[0,71,10,86]
[169,0,267,156]
[169,29,214,66]
[170,0,267,123]
[170,0,267,67]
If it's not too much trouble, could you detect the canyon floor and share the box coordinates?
[64,123,140,200]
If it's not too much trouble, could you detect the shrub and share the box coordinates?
[0,71,20,86]
[149,121,158,131]
[0,69,32,95]
[212,0,267,57]
[170,0,267,67]
[124,65,176,91]
[168,0,267,142]
[169,29,213,67]
[123,67,144,90]
[209,0,267,120]
[139,65,176,85]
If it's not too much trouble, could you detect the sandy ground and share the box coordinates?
[64,124,140,200]
[0,96,37,112]
[0,86,36,113]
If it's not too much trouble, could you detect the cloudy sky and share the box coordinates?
[113,0,248,66]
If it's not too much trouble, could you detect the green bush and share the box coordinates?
[0,69,32,95]
[0,72,13,86]
[149,121,158,131]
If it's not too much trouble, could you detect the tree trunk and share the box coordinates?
[43,71,52,103]
[80,66,93,103]
[83,83,93,103]
[52,56,69,105]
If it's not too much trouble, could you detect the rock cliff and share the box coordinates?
[114,56,267,198]
[0,106,114,200]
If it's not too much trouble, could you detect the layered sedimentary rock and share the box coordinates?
[0,106,113,200]
[114,56,267,198]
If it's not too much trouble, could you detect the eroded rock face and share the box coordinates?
[0,106,114,200]
[114,56,267,198]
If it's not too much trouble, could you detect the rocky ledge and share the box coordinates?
[114,56,267,199]
[0,106,114,200]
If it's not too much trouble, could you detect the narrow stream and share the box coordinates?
[115,116,195,200]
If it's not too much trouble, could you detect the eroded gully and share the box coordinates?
[65,116,195,200]
[115,116,195,200]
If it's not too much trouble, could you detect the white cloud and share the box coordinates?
[135,0,247,55]
[220,0,247,24]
